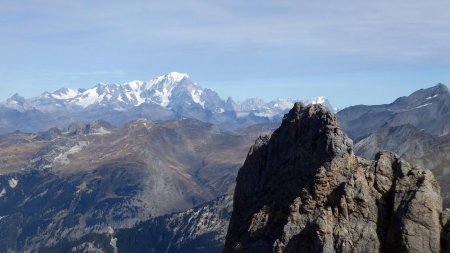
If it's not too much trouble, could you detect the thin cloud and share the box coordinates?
[2,0,450,62]
[1,0,450,106]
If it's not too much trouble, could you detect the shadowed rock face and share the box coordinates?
[37,195,233,253]
[224,103,444,253]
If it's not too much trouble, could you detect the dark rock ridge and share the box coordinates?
[114,194,232,253]
[337,83,450,142]
[38,195,233,253]
[225,103,445,253]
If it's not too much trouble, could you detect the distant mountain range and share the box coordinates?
[337,83,450,141]
[0,81,448,252]
[0,72,333,134]
[0,118,271,252]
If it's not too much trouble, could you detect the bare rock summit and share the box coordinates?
[224,103,445,253]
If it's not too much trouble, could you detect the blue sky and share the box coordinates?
[1,0,450,108]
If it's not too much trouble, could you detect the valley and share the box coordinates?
[0,79,448,252]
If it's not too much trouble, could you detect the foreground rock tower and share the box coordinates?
[224,103,446,253]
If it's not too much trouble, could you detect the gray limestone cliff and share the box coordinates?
[224,103,445,253]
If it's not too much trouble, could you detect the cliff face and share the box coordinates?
[354,124,450,207]
[224,103,444,253]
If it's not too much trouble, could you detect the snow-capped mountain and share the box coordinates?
[7,72,210,111]
[236,96,335,118]
[0,72,334,133]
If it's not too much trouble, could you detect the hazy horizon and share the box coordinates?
[2,1,450,108]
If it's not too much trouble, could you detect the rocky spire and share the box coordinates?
[224,103,444,253]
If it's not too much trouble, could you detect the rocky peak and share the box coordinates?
[64,120,114,135]
[51,88,79,99]
[163,71,190,83]
[415,83,449,99]
[125,118,154,131]
[225,96,239,111]
[225,103,445,253]
[392,83,449,108]
[8,93,25,102]
[150,72,191,90]
[433,83,449,94]
[5,93,26,109]
[272,103,353,173]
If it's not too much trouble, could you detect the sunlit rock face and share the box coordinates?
[225,103,444,253]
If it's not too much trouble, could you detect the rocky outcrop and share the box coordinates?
[224,103,445,253]
[354,124,450,207]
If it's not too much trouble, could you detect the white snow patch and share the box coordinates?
[134,93,145,106]
[113,106,125,111]
[272,100,294,110]
[166,72,189,82]
[75,88,100,107]
[0,188,5,197]
[90,127,112,135]
[52,88,79,100]
[126,80,144,91]
[124,92,132,101]
[110,237,118,253]
[416,103,432,109]
[153,88,172,107]
[236,112,250,118]
[0,215,7,221]
[106,226,119,253]
[160,88,172,107]
[8,178,18,188]
[54,141,89,165]
[191,89,205,108]
[254,112,275,118]
[107,226,114,235]
[426,94,439,100]
[309,96,326,105]
[123,85,145,106]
